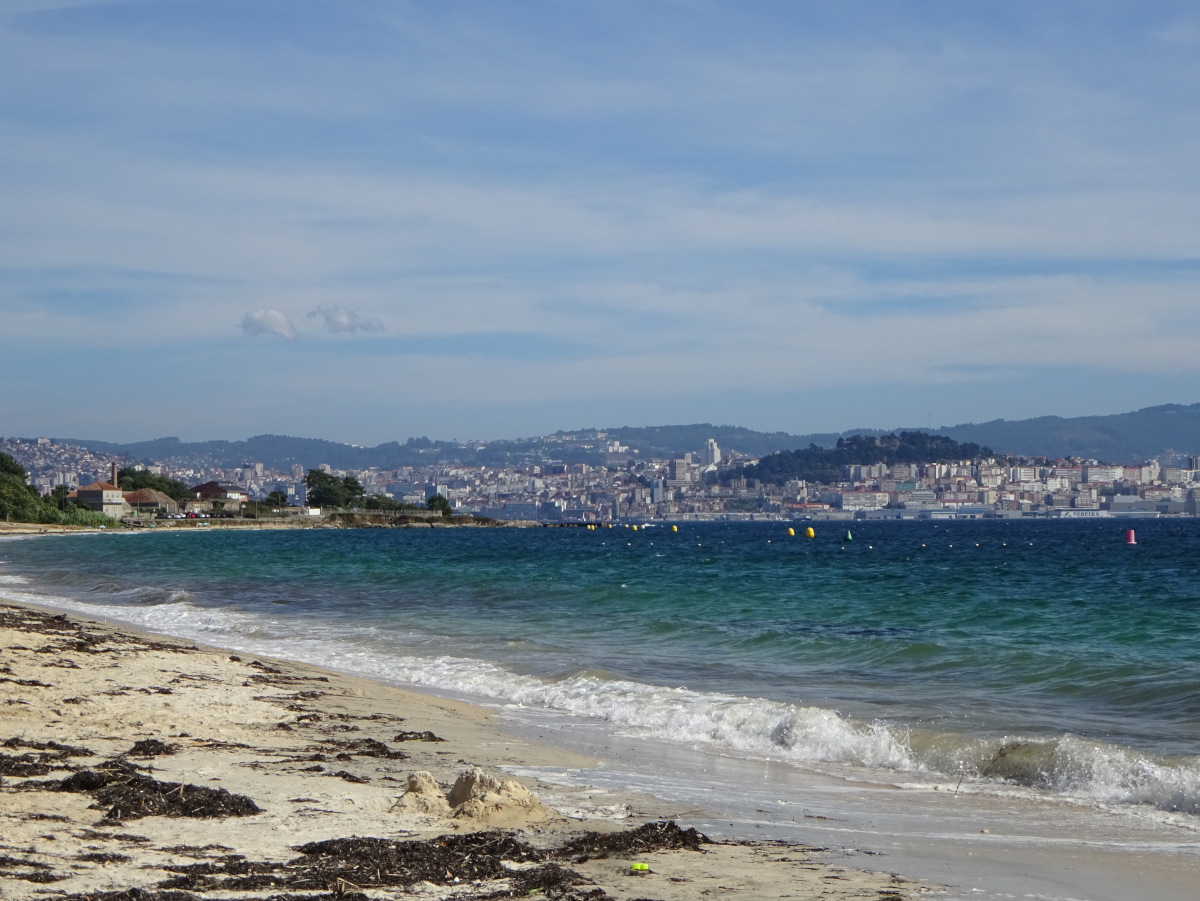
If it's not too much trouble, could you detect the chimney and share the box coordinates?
[111,462,120,487]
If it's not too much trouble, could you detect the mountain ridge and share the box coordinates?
[48,402,1200,469]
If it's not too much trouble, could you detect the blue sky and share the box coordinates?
[2,1,1199,445]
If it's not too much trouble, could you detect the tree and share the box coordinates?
[0,452,25,477]
[0,452,114,527]
[117,468,192,504]
[304,470,366,508]
[0,477,42,522]
[363,494,404,511]
[266,490,288,507]
[47,484,71,510]
[426,493,452,517]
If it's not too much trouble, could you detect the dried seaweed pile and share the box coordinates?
[392,730,445,742]
[0,854,67,884]
[321,738,407,759]
[0,737,94,777]
[47,822,706,901]
[295,830,545,886]
[556,820,709,861]
[27,759,262,821]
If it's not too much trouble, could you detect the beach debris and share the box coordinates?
[58,891,203,901]
[0,751,56,777]
[156,845,235,859]
[392,729,445,742]
[288,831,544,888]
[555,820,709,862]
[0,854,67,883]
[77,851,133,864]
[629,861,649,874]
[327,737,408,759]
[138,826,703,898]
[126,739,176,758]
[505,862,594,897]
[0,737,93,776]
[329,770,369,784]
[41,759,262,820]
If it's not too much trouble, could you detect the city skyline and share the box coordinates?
[3,2,1200,444]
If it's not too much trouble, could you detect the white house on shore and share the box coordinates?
[74,481,132,518]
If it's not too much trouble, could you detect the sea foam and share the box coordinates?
[4,587,1198,817]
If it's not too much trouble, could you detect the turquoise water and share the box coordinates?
[2,520,1198,815]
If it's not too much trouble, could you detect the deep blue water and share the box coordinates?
[2,519,1198,813]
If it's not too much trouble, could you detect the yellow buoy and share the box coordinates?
[787,527,795,536]
[805,527,815,538]
[671,525,678,532]
[632,525,638,531]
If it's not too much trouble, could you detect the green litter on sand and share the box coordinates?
[630,862,650,874]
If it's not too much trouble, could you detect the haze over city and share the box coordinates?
[3,1,1200,444]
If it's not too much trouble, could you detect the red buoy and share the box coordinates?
[1126,529,1137,545]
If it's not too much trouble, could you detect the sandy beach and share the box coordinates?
[0,598,935,900]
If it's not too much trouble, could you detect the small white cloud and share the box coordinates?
[240,309,297,339]
[307,304,385,334]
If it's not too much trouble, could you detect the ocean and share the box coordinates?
[2,520,1198,899]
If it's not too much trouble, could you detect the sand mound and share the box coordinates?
[448,766,551,824]
[390,771,453,816]
[392,767,552,826]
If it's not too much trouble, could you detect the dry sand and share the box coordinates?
[0,600,937,900]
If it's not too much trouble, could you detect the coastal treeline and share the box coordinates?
[730,432,996,485]
[0,453,113,526]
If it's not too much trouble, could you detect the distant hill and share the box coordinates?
[57,402,1200,469]
[737,432,994,485]
[932,403,1200,463]
[56,433,599,471]
[609,404,1200,463]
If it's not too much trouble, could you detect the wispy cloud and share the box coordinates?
[307,304,385,334]
[240,309,296,339]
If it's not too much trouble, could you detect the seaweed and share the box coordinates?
[287,831,545,889]
[127,739,176,758]
[0,752,53,776]
[0,676,51,687]
[554,821,709,862]
[324,738,407,759]
[158,855,287,892]
[392,730,445,743]
[0,855,53,871]
[156,845,234,858]
[53,760,262,820]
[57,890,201,901]
[78,852,133,864]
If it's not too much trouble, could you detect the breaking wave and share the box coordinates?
[4,587,1198,817]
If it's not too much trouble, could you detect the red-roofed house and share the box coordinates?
[124,488,179,516]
